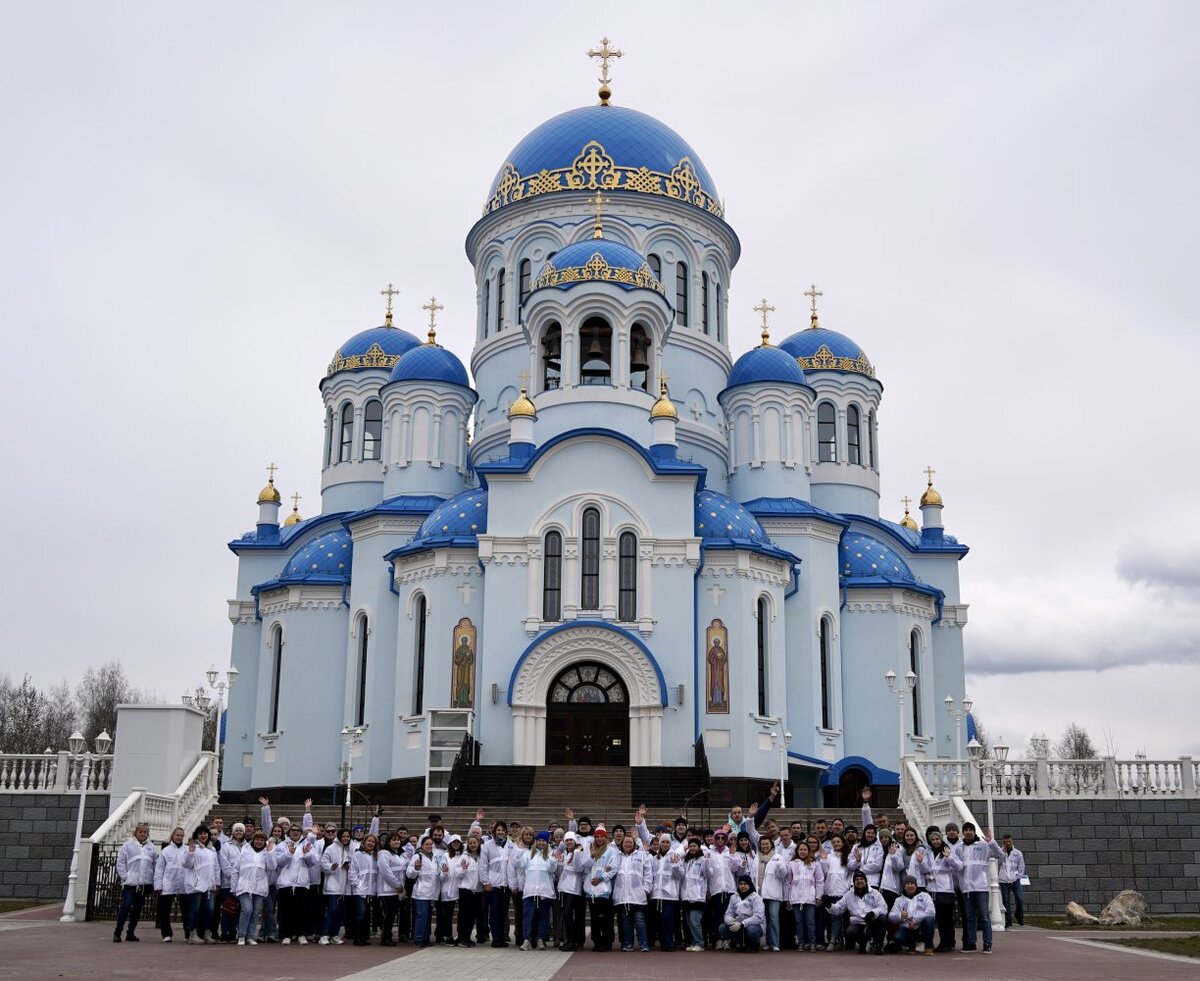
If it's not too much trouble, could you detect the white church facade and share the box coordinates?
[221,55,971,807]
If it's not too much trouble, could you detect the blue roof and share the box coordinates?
[280,528,353,583]
[725,345,809,390]
[389,344,471,388]
[695,489,769,545]
[742,497,848,526]
[531,239,666,299]
[840,530,919,585]
[778,326,874,378]
[326,325,422,378]
[485,105,720,217]
[414,488,488,544]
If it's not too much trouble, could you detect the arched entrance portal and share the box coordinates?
[545,663,629,766]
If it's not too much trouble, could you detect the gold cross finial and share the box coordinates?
[924,466,936,486]
[587,36,623,104]
[380,283,400,325]
[291,492,301,510]
[266,462,278,482]
[518,369,530,394]
[753,298,775,346]
[422,296,444,344]
[590,190,610,239]
[902,495,913,513]
[658,370,671,394]
[804,283,823,328]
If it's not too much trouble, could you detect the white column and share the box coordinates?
[751,411,762,467]
[431,412,443,468]
[601,543,617,618]
[526,545,542,626]
[637,549,653,628]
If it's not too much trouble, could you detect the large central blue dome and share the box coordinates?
[484,105,722,218]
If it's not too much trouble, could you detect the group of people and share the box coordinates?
[110,786,1027,957]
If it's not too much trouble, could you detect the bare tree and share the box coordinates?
[76,661,140,746]
[1054,722,1097,760]
[0,675,77,753]
[185,686,219,752]
[41,680,78,752]
[970,710,992,759]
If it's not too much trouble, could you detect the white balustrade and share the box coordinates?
[0,753,112,793]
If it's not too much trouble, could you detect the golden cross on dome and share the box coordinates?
[753,298,775,345]
[590,190,610,239]
[924,466,936,486]
[422,296,444,344]
[291,492,302,510]
[266,462,278,482]
[380,283,400,325]
[587,37,623,104]
[804,283,823,327]
[659,370,671,392]
[901,495,913,512]
[518,368,530,392]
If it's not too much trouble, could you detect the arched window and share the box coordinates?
[618,532,637,622]
[482,279,490,339]
[496,269,506,332]
[338,402,354,463]
[715,281,723,341]
[580,507,601,610]
[629,324,650,392]
[756,597,769,716]
[817,401,837,463]
[413,595,427,715]
[675,262,689,326]
[867,410,877,469]
[542,323,562,391]
[519,259,532,307]
[701,272,711,335]
[355,616,368,726]
[269,624,283,733]
[847,405,861,466]
[819,617,832,730]
[579,318,612,386]
[648,253,662,282]
[543,531,563,621]
[324,408,333,467]
[910,630,922,736]
[362,399,383,461]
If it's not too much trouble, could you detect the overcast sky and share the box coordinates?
[2,2,1197,760]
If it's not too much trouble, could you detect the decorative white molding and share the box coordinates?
[256,585,346,616]
[227,600,257,625]
[758,517,844,544]
[842,587,937,620]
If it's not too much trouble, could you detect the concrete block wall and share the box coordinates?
[967,797,1200,915]
[0,793,110,902]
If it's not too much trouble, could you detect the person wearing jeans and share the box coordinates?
[233,832,277,946]
[998,834,1026,927]
[829,870,887,954]
[612,836,652,951]
[718,875,764,952]
[956,822,1006,953]
[584,827,617,951]
[407,837,444,947]
[114,823,157,942]
[888,876,936,954]
[679,839,709,951]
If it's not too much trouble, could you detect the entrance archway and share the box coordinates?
[546,662,629,766]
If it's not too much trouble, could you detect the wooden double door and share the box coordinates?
[545,662,630,766]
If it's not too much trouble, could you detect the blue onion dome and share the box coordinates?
[483,105,722,219]
[389,342,470,388]
[281,528,353,582]
[778,326,874,379]
[840,531,919,584]
[326,324,422,379]
[694,489,769,544]
[726,345,809,389]
[531,239,665,299]
[414,488,488,543]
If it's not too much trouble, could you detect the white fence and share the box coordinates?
[0,752,113,794]
[910,755,1198,801]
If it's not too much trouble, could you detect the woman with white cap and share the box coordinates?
[406,836,445,947]
[649,833,684,951]
[513,830,558,949]
[584,825,617,951]
[348,833,379,946]
[612,834,653,952]
[451,834,483,947]
[556,831,587,950]
[437,836,464,945]
[680,838,708,951]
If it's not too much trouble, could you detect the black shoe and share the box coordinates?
[380,939,396,946]
[460,940,476,948]
[491,941,508,948]
[113,934,122,943]
[872,943,884,955]
[560,943,577,951]
[962,943,977,951]
[125,934,140,942]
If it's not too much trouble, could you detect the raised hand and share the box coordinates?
[415,856,423,869]
[188,841,196,852]
[861,787,872,802]
[266,840,274,851]
[982,830,993,843]
[259,795,269,806]
[476,807,486,821]
[916,847,926,862]
[304,798,313,810]
[565,807,574,821]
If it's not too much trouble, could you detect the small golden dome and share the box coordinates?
[920,468,943,507]
[900,512,919,530]
[283,508,303,526]
[257,479,281,505]
[650,377,678,420]
[508,385,536,418]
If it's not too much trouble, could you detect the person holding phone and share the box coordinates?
[318,828,352,944]
[407,836,444,947]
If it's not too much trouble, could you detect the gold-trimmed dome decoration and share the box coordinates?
[283,492,303,527]
[899,495,918,530]
[508,385,536,418]
[920,467,943,507]
[257,463,281,504]
[650,376,678,420]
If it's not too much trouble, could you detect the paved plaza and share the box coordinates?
[1,905,1197,981]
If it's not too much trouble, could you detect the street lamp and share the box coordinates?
[945,694,973,791]
[60,728,112,922]
[769,728,793,808]
[967,735,1009,932]
[885,669,917,766]
[205,664,239,755]
[340,725,365,828]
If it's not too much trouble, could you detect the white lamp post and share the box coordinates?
[968,736,1009,932]
[60,728,112,922]
[205,664,239,755]
[885,669,917,766]
[944,694,973,791]
[340,725,365,826]
[769,728,793,808]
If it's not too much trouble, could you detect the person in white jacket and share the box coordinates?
[679,839,709,951]
[217,823,247,941]
[821,834,853,950]
[828,870,887,954]
[704,829,737,948]
[233,832,277,945]
[181,826,219,943]
[782,841,825,950]
[436,836,464,946]
[649,833,684,951]
[584,827,617,951]
[718,874,765,951]
[407,836,445,947]
[479,821,514,948]
[923,827,963,951]
[513,832,559,950]
[114,823,156,943]
[451,835,482,947]
[757,837,786,951]
[348,834,379,946]
[555,831,587,951]
[957,822,1006,953]
[274,824,317,944]
[612,835,652,952]
[887,875,936,954]
[153,827,188,942]
[998,833,1026,928]
[318,829,353,944]
[377,832,408,947]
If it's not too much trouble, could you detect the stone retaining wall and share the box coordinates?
[0,793,110,902]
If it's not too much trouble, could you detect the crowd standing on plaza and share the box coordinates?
[111,786,1026,956]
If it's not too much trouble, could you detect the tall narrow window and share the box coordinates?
[675,262,689,326]
[543,531,563,620]
[817,402,837,463]
[362,400,383,461]
[580,508,600,610]
[847,405,861,465]
[519,259,532,307]
[579,318,612,386]
[756,597,769,716]
[542,323,562,390]
[629,324,650,392]
[355,616,368,726]
[819,618,832,730]
[867,410,877,469]
[339,402,354,463]
[269,624,283,732]
[715,282,723,341]
[701,272,710,335]
[324,409,333,467]
[648,253,662,282]
[910,630,921,736]
[618,532,637,622]
[482,280,490,339]
[496,269,506,332]
[413,596,427,715]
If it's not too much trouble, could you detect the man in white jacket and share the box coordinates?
[956,822,1006,953]
[998,834,1026,927]
[828,870,887,954]
[114,823,157,943]
[718,875,765,952]
[887,875,936,954]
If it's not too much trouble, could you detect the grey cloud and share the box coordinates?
[1116,542,1200,593]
